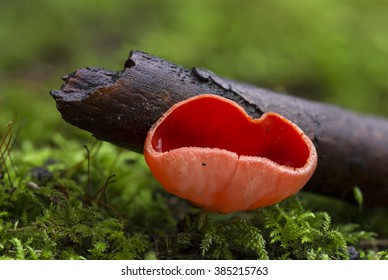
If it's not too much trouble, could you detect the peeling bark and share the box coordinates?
[50,50,388,205]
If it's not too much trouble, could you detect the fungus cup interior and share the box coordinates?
[145,94,318,213]
[151,95,310,168]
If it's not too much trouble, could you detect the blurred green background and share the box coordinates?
[1,0,388,141]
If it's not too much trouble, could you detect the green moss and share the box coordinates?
[1,121,387,260]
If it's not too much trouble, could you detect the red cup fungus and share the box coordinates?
[144,94,318,213]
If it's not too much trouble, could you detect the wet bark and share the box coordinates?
[50,50,388,206]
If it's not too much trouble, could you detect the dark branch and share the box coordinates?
[50,50,388,206]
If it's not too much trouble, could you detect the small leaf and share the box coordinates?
[353,186,363,211]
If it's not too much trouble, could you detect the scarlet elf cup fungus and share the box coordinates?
[144,94,318,213]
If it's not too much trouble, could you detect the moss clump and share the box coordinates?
[154,198,366,260]
[1,198,150,260]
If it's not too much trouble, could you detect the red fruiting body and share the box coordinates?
[144,94,318,213]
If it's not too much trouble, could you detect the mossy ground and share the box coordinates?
[1,125,387,260]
